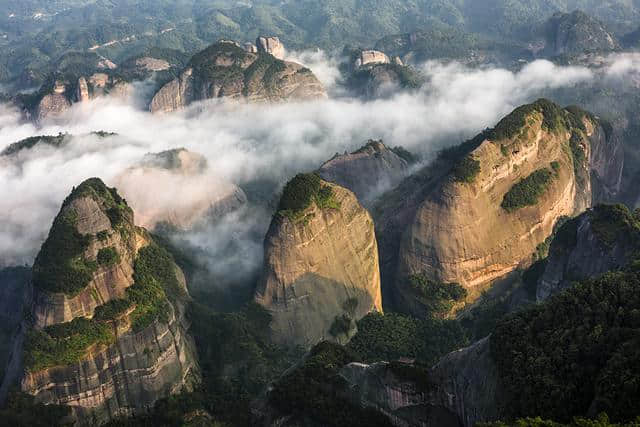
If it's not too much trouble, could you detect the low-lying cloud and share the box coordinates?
[0,52,637,287]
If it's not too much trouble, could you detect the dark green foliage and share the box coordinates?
[451,155,481,183]
[438,129,491,163]
[96,230,109,242]
[32,178,132,295]
[551,161,561,172]
[387,361,433,391]
[491,268,640,422]
[93,298,132,321]
[32,208,96,295]
[502,168,554,212]
[0,392,72,427]
[97,247,120,267]
[406,273,468,316]
[478,412,640,426]
[588,204,640,249]
[391,145,420,164]
[187,301,297,426]
[24,317,114,372]
[0,134,67,156]
[278,173,340,220]
[127,243,183,331]
[460,292,512,341]
[329,314,353,337]
[269,342,393,427]
[347,312,468,366]
[490,99,568,141]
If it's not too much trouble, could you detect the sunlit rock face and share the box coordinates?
[255,177,382,349]
[21,178,199,426]
[149,39,326,113]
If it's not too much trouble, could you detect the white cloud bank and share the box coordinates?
[0,53,637,283]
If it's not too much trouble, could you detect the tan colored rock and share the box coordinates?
[23,178,200,425]
[256,36,285,60]
[390,101,623,313]
[76,77,90,102]
[255,179,382,349]
[355,50,390,68]
[135,57,171,72]
[244,42,258,53]
[318,140,412,207]
[150,41,326,113]
[35,92,71,122]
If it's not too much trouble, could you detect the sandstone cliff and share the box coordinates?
[21,178,199,425]
[113,148,247,230]
[254,174,382,349]
[150,39,326,113]
[317,140,414,207]
[374,100,623,314]
[537,204,640,301]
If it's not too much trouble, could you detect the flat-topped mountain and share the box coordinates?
[150,38,326,113]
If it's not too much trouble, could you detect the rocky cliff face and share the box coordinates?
[113,148,247,230]
[339,338,501,427]
[21,178,199,425]
[150,39,326,113]
[537,204,640,301]
[542,11,620,56]
[254,174,382,349]
[317,140,414,207]
[375,100,623,314]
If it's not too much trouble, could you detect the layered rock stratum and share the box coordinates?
[254,174,382,348]
[374,100,623,314]
[150,38,326,113]
[317,140,414,207]
[20,178,199,425]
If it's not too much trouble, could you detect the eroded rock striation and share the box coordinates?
[318,140,415,207]
[254,174,382,349]
[21,178,199,425]
[374,100,623,314]
[150,39,326,113]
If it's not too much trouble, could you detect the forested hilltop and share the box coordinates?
[2,0,640,89]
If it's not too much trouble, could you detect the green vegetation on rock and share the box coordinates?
[32,208,96,295]
[0,134,68,156]
[491,266,640,422]
[278,173,341,221]
[406,273,468,316]
[24,317,114,372]
[32,178,132,295]
[588,204,640,249]
[97,247,120,267]
[93,298,132,322]
[347,312,468,365]
[0,392,71,427]
[451,154,481,183]
[269,341,393,427]
[128,243,184,331]
[501,168,554,212]
[490,99,568,141]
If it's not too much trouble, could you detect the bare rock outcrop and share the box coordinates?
[318,140,414,207]
[355,50,390,68]
[113,148,247,230]
[374,100,624,314]
[21,178,200,425]
[254,174,382,349]
[257,36,285,60]
[150,39,326,113]
[537,204,640,301]
[543,11,620,56]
